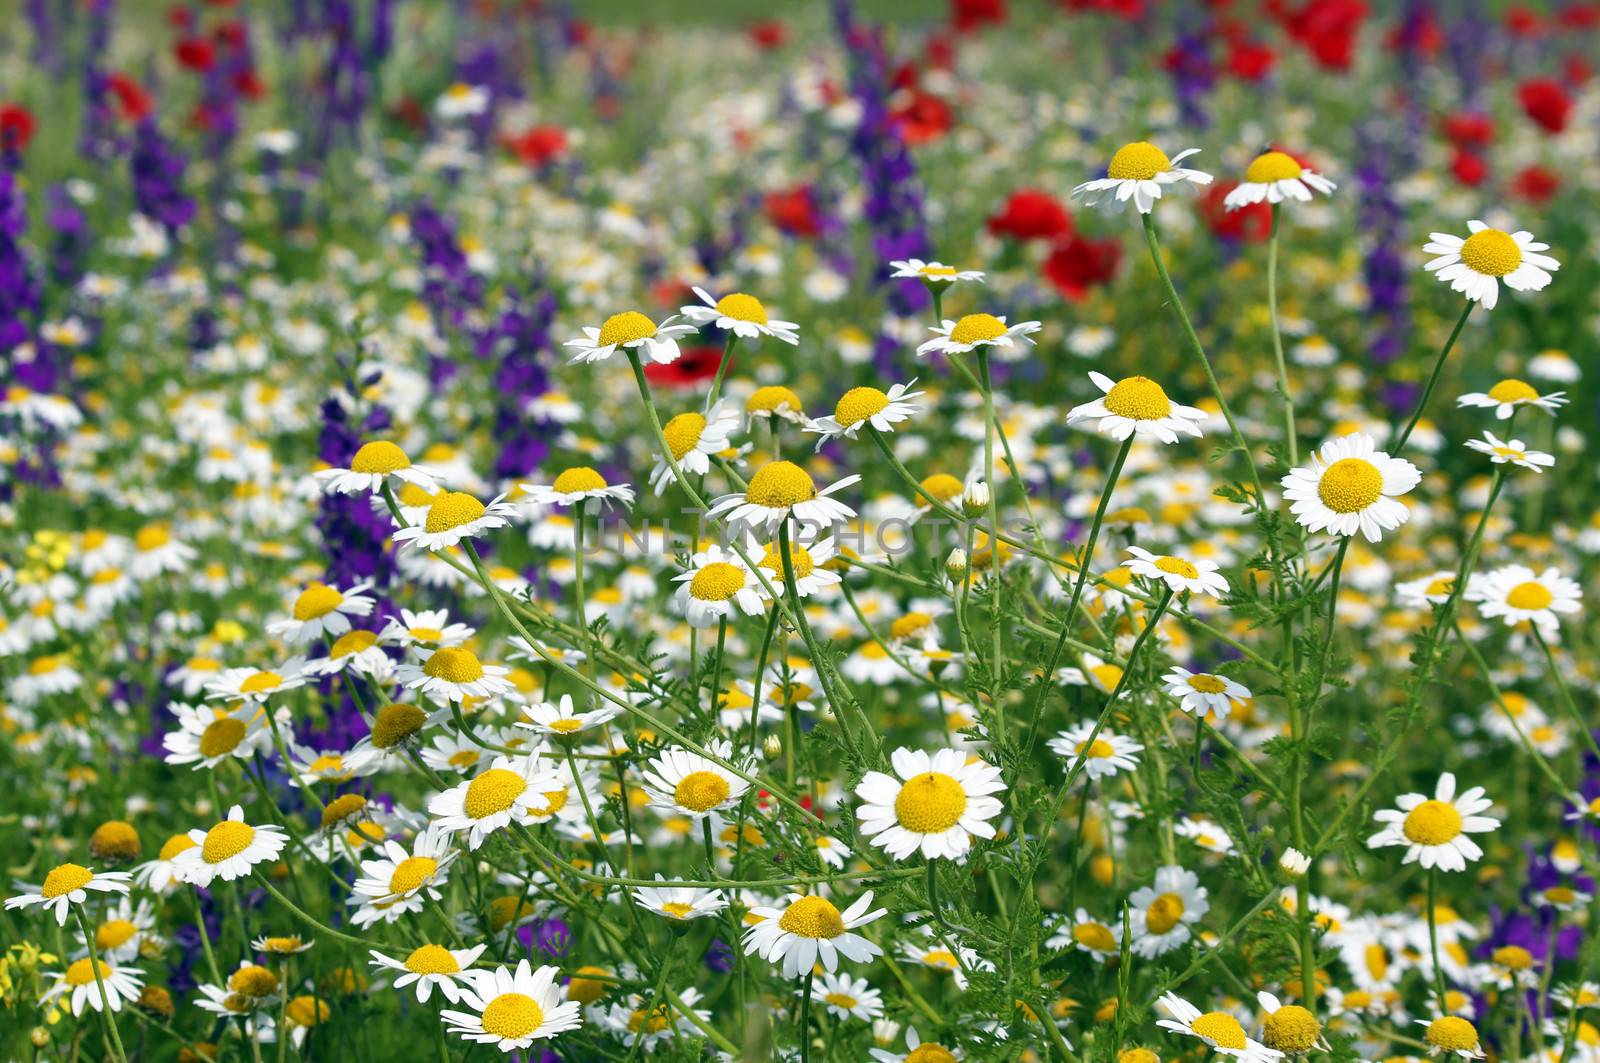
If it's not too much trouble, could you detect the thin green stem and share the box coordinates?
[74,908,129,1063]
[1393,302,1473,452]
[1266,204,1297,467]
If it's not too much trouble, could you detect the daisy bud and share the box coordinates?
[1278,847,1310,880]
[763,734,783,760]
[30,1029,50,1049]
[961,480,990,517]
[945,548,968,580]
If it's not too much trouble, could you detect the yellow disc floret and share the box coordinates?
[292,582,344,621]
[1506,582,1554,610]
[674,770,732,812]
[1458,230,1522,277]
[349,440,411,475]
[425,492,486,533]
[715,293,768,324]
[948,313,1007,346]
[424,647,484,683]
[689,562,747,602]
[834,387,890,427]
[747,385,802,415]
[906,1045,960,1063]
[1424,1017,1479,1054]
[597,311,658,348]
[1487,378,1538,404]
[1402,800,1463,845]
[65,958,113,986]
[759,541,813,579]
[371,703,425,748]
[202,821,256,863]
[389,855,439,896]
[894,772,968,833]
[745,461,817,507]
[1188,674,1228,694]
[463,768,528,819]
[1075,922,1117,951]
[480,992,544,1039]
[778,895,846,939]
[89,821,142,861]
[229,965,279,998]
[1245,151,1304,183]
[321,793,368,829]
[1190,1012,1248,1051]
[403,944,460,975]
[1108,141,1172,181]
[662,413,707,460]
[552,467,608,495]
[1317,458,1383,513]
[1262,1004,1322,1053]
[1145,892,1185,934]
[1103,376,1173,420]
[1155,556,1199,579]
[41,863,94,898]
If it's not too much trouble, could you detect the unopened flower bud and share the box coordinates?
[962,480,990,517]
[763,734,782,760]
[1278,847,1310,880]
[945,548,968,581]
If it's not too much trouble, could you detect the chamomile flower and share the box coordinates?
[805,381,922,448]
[854,747,1006,862]
[1456,378,1567,419]
[252,934,315,955]
[382,608,474,648]
[1176,817,1236,855]
[428,754,564,850]
[650,402,739,493]
[517,694,621,738]
[870,1026,965,1062]
[162,702,272,769]
[1367,772,1499,872]
[369,944,486,1003]
[632,878,728,922]
[706,460,860,536]
[128,523,198,578]
[1047,722,1144,780]
[1396,572,1459,608]
[1072,141,1213,214]
[1464,432,1554,472]
[521,468,635,511]
[1124,546,1230,598]
[1156,991,1283,1063]
[679,287,800,344]
[672,544,765,627]
[315,440,440,495]
[5,863,132,926]
[206,660,309,702]
[563,310,697,366]
[1163,667,1251,720]
[1046,908,1123,958]
[267,580,375,643]
[133,834,199,893]
[171,805,289,887]
[397,646,514,703]
[1417,1015,1484,1058]
[640,739,754,819]
[348,826,460,926]
[741,891,886,978]
[440,959,583,1051]
[1129,865,1209,957]
[889,259,985,285]
[1281,433,1420,542]
[1066,372,1207,444]
[809,971,885,1022]
[41,957,144,1016]
[391,491,518,551]
[752,535,842,598]
[916,313,1041,359]
[1466,565,1581,632]
[1423,222,1559,310]
[1224,150,1336,209]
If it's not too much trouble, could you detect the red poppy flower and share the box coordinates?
[1557,3,1600,29]
[1058,0,1145,17]
[1042,233,1122,299]
[107,74,153,122]
[987,188,1073,242]
[215,19,247,51]
[0,103,35,153]
[1518,78,1574,133]
[233,69,265,101]
[175,36,217,73]
[1225,37,1277,80]
[747,21,788,49]
[1512,165,1560,205]
[1505,6,1542,35]
[891,90,952,145]
[644,346,725,390]
[1199,182,1270,243]
[506,125,569,167]
[763,186,821,238]
[1450,148,1487,187]
[951,0,1007,32]
[1277,0,1368,71]
[1563,55,1592,86]
[1441,110,1494,147]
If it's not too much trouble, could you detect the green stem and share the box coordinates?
[1392,302,1473,452]
[706,334,738,410]
[74,909,129,1063]
[253,874,368,946]
[1266,204,1297,467]
[1427,868,1449,1009]
[1533,626,1600,762]
[799,969,815,1063]
[976,348,1006,735]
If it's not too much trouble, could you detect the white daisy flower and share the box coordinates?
[854,747,1006,862]
[521,467,635,511]
[128,523,198,579]
[1156,991,1283,1063]
[672,544,766,628]
[1367,772,1500,872]
[640,739,754,820]
[1416,1015,1485,1058]
[679,287,799,345]
[751,535,842,598]
[162,702,273,770]
[1123,545,1230,598]
[888,259,985,285]
[915,313,1041,359]
[1281,432,1420,542]
[396,646,513,704]
[391,491,519,551]
[804,381,923,448]
[741,891,886,978]
[251,934,314,955]
[1396,571,1459,608]
[1072,141,1213,214]
[632,878,728,922]
[1464,432,1554,473]
[1176,817,1236,855]
[517,693,622,738]
[808,971,884,1022]
[5,863,132,926]
[305,628,393,680]
[1423,221,1559,310]
[133,833,200,894]
[870,1025,965,1062]
[369,944,486,1003]
[1456,378,1567,419]
[428,754,564,850]
[348,826,460,926]
[205,660,310,703]
[315,440,441,495]
[1047,721,1144,780]
[706,461,859,537]
[1129,865,1209,957]
[1224,150,1336,209]
[1466,564,1581,632]
[563,310,697,366]
[598,987,711,1049]
[382,608,475,649]
[170,805,289,887]
[1066,371,1207,444]
[1046,908,1122,958]
[1162,667,1251,720]
[440,959,583,1051]
[41,956,144,1016]
[650,401,740,493]
[267,580,376,643]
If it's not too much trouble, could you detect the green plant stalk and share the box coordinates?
[74,908,129,1063]
[1392,302,1473,452]
[1266,204,1297,467]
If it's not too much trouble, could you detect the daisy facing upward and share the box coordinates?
[1281,432,1420,542]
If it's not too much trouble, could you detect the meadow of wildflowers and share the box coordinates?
[3,1,1600,1061]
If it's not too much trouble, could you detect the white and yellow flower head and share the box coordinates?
[888,259,984,286]
[316,440,441,496]
[671,544,765,628]
[392,491,519,551]
[1129,865,1209,957]
[439,959,584,1051]
[369,943,487,1004]
[564,310,696,366]
[1456,378,1567,419]
[640,738,753,820]
[1423,221,1559,309]
[854,747,1005,862]
[679,287,799,345]
[741,890,886,978]
[1281,433,1420,542]
[521,468,635,511]
[1047,721,1144,780]
[171,805,289,887]
[1367,772,1499,872]
[1067,372,1207,444]
[427,754,564,850]
[650,401,740,493]
[916,313,1040,359]
[1124,546,1230,598]
[632,877,728,923]
[4,863,132,926]
[1465,564,1581,632]
[1156,991,1281,1063]
[1224,150,1336,210]
[1464,432,1554,473]
[1073,141,1213,214]
[804,381,923,448]
[267,580,376,643]
[706,460,859,537]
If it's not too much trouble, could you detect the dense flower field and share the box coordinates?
[3,1,1599,1061]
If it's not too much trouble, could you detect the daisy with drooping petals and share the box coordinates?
[1367,772,1499,872]
[1066,371,1207,444]
[706,460,859,537]
[649,402,739,493]
[41,957,145,1016]
[391,491,518,551]
[640,739,754,820]
[206,660,310,703]
[1456,378,1567,419]
[1417,1015,1485,1058]
[1163,667,1251,720]
[267,580,376,643]
[1047,721,1144,780]
[396,646,513,704]
[1464,432,1554,473]
[679,287,799,344]
[1224,150,1336,209]
[1466,565,1581,632]
[632,878,728,923]
[1046,908,1123,958]
[348,826,460,926]
[170,805,289,887]
[1156,991,1283,1063]
[1423,221,1559,310]
[5,863,132,926]
[521,467,635,511]
[1129,865,1209,957]
[428,754,564,850]
[440,959,583,1051]
[854,747,1006,862]
[382,608,475,649]
[889,259,985,285]
[916,313,1041,359]
[162,702,273,770]
[808,971,884,1022]
[672,544,765,628]
[1281,433,1420,542]
[369,944,487,1003]
[1124,546,1230,598]
[563,310,697,366]
[1072,141,1213,214]
[752,535,842,598]
[804,381,923,448]
[741,891,886,978]
[517,694,621,738]
[315,440,441,495]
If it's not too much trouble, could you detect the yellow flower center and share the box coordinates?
[566,966,611,1005]
[1187,674,1228,694]
[1263,1005,1321,1052]
[1119,1049,1160,1063]
[41,863,94,898]
[1145,892,1185,934]
[65,958,112,987]
[404,944,459,975]
[948,313,1008,346]
[424,647,484,683]
[1074,922,1117,951]
[528,787,569,818]
[321,793,367,828]
[448,750,482,769]
[628,1004,673,1034]
[292,583,344,621]
[660,901,696,919]
[1107,141,1173,181]
[480,991,544,1039]
[230,965,279,997]
[159,834,197,861]
[89,821,141,860]
[922,948,959,969]
[1425,1017,1479,1053]
[262,936,304,952]
[464,768,528,819]
[1103,376,1173,420]
[372,703,425,748]
[778,895,846,939]
[714,293,768,324]
[1245,151,1304,183]
[920,473,964,503]
[203,821,257,863]
[759,541,814,579]
[552,466,608,495]
[1487,378,1538,404]
[894,771,969,833]
[906,1046,960,1063]
[689,562,747,601]
[349,441,410,475]
[1506,582,1554,610]
[747,385,802,414]
[920,265,958,277]
[547,718,586,735]
[135,524,171,551]
[286,995,330,1028]
[1458,229,1522,277]
[1317,457,1383,513]
[1076,738,1116,759]
[425,492,486,533]
[329,630,378,658]
[1546,886,1576,904]
[1493,945,1534,970]
[198,717,247,758]
[891,612,934,641]
[1190,1012,1248,1051]
[597,311,658,348]
[1154,556,1199,579]
[674,770,732,812]
[1403,799,1463,845]
[240,671,283,694]
[824,991,859,1009]
[834,387,891,426]
[662,412,707,461]
[745,461,818,507]
[389,855,440,896]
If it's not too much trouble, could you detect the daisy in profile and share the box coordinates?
[854,747,1006,862]
[348,826,459,926]
[428,754,564,850]
[672,544,765,628]
[251,934,315,956]
[1464,432,1554,473]
[632,879,728,923]
[1046,908,1122,959]
[522,467,635,511]
[1124,546,1230,598]
[809,971,884,1022]
[315,440,440,495]
[1367,772,1499,872]
[1047,722,1144,780]
[1457,378,1567,419]
[369,944,487,1003]
[171,805,289,887]
[517,694,622,739]
[804,381,923,448]
[1163,667,1251,720]
[1466,565,1581,632]
[1072,141,1213,214]
[133,834,199,894]
[889,259,985,286]
[916,313,1041,359]
[392,491,519,551]
[1281,433,1420,542]
[383,608,475,649]
[206,660,309,703]
[267,580,375,643]
[649,403,739,493]
[640,739,753,820]
[1396,572,1459,608]
[41,957,145,1016]
[440,959,583,1051]
[129,523,199,578]
[679,287,799,344]
[1156,991,1283,1063]
[1129,865,1209,957]
[1423,221,1559,310]
[1417,1015,1484,1058]
[741,891,886,978]
[706,460,859,536]
[1066,372,1207,444]
[1224,150,1336,209]
[563,310,696,366]
[397,646,513,704]
[6,863,132,926]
